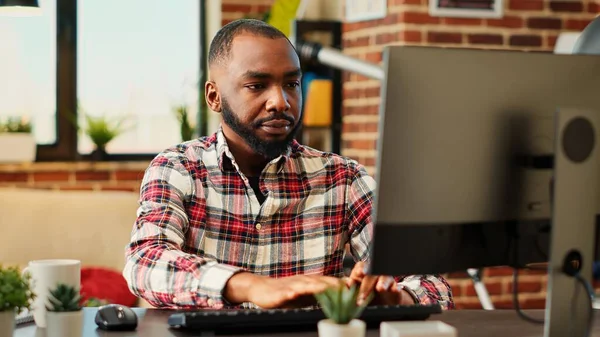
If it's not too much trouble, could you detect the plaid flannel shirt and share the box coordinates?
[123,128,454,310]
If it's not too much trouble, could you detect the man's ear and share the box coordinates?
[205,81,221,112]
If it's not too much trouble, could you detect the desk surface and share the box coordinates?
[13,308,600,337]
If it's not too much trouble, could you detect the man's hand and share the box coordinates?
[347,261,416,306]
[224,272,343,309]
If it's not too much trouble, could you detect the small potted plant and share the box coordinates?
[0,265,35,337]
[79,113,128,161]
[45,283,83,337]
[172,104,195,142]
[314,284,373,337]
[0,116,36,163]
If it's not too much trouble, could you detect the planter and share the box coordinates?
[0,133,36,163]
[46,311,83,337]
[317,319,366,337]
[0,311,15,337]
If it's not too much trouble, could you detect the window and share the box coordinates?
[0,0,57,145]
[77,0,200,155]
[429,0,503,18]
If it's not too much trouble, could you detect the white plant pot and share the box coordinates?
[46,311,83,337]
[0,133,36,163]
[317,319,366,337]
[0,310,15,337]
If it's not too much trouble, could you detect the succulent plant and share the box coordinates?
[46,283,81,312]
[0,265,36,314]
[314,284,373,324]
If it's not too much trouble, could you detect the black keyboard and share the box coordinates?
[168,304,442,335]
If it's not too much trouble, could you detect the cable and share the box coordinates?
[512,267,545,324]
[574,272,595,337]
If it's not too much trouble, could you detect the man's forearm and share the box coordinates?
[223,272,265,305]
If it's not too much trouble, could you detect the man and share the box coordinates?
[123,19,453,310]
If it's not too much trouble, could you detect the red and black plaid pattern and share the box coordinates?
[123,128,454,310]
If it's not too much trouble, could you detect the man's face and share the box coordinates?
[207,33,303,159]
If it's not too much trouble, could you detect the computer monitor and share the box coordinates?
[370,45,600,337]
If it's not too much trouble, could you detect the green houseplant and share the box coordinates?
[0,265,35,337]
[0,117,36,163]
[79,113,128,161]
[314,284,373,337]
[173,104,195,142]
[45,283,83,337]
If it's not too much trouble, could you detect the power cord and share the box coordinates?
[512,267,545,324]
[511,251,596,337]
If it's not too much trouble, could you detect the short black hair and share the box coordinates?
[208,19,292,67]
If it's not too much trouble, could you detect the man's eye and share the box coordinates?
[286,82,300,88]
[246,84,265,90]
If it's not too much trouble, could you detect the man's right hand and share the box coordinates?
[224,272,342,309]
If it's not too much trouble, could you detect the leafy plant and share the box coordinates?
[83,297,109,307]
[79,113,128,150]
[46,283,81,312]
[173,104,195,141]
[0,265,36,314]
[314,284,373,324]
[0,117,32,133]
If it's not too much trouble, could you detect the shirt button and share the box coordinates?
[207,299,214,306]
[256,223,262,230]
[173,297,178,303]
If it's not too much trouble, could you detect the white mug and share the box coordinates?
[23,259,81,328]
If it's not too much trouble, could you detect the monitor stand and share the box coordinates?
[545,107,599,337]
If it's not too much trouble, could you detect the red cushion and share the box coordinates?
[80,266,137,307]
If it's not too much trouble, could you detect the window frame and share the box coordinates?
[36,0,207,162]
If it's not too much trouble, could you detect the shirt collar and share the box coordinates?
[215,125,295,174]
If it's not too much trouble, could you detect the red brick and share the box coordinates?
[59,185,94,191]
[565,19,592,30]
[400,11,440,24]
[343,105,379,116]
[365,52,382,63]
[466,281,503,296]
[222,4,252,13]
[588,3,600,13]
[522,298,546,309]
[427,32,462,44]
[33,171,69,182]
[508,280,543,293]
[114,170,144,181]
[375,32,396,45]
[361,157,376,167]
[468,34,504,45]
[342,139,377,151]
[399,30,422,43]
[527,18,562,29]
[342,122,379,133]
[343,87,381,100]
[546,35,558,49]
[485,266,514,277]
[509,35,542,47]
[443,18,482,26]
[521,267,548,276]
[493,299,515,309]
[101,186,138,192]
[486,16,524,28]
[509,0,544,11]
[454,300,483,309]
[75,171,110,181]
[550,1,584,12]
[0,172,27,182]
[343,36,370,48]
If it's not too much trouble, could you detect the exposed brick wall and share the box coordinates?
[221,0,274,26]
[0,162,146,192]
[342,0,600,309]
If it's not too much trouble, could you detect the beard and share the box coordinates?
[221,98,301,160]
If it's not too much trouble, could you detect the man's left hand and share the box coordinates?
[346,261,416,306]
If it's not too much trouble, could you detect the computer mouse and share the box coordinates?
[95,304,138,331]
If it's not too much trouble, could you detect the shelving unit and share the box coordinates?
[293,20,342,155]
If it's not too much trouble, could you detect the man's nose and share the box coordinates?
[266,87,291,113]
